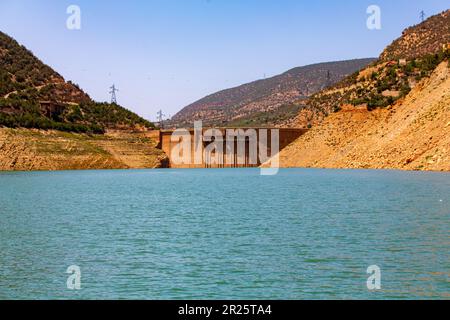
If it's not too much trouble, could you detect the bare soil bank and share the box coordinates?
[273,62,450,172]
[0,129,167,171]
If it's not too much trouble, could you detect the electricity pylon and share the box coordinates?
[109,84,119,104]
[157,110,166,129]
[326,70,332,87]
[420,10,426,22]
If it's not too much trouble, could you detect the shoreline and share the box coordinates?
[0,128,168,171]
[1,166,449,173]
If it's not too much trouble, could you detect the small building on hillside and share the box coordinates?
[399,59,407,66]
[39,101,66,118]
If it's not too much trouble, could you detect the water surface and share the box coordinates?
[0,169,448,299]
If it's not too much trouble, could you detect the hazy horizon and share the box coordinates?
[0,0,448,121]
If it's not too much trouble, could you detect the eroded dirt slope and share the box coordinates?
[0,129,167,171]
[274,62,450,171]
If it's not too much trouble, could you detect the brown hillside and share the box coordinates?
[272,61,450,171]
[286,10,450,129]
[171,59,374,127]
[380,10,450,61]
[0,129,168,171]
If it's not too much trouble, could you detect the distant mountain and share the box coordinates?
[171,58,375,127]
[0,31,154,133]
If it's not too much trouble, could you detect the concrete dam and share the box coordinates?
[159,128,307,168]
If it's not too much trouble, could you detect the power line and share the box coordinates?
[109,84,119,104]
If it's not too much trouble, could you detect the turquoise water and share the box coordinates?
[0,168,448,300]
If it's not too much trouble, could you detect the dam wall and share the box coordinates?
[159,128,307,168]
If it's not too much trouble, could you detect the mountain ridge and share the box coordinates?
[267,9,450,171]
[171,58,375,127]
[288,9,450,129]
[380,10,450,61]
[0,31,154,133]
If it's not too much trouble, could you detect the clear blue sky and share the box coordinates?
[0,0,448,120]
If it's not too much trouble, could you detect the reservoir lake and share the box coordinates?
[0,168,448,299]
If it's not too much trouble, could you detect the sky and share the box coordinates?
[0,0,448,121]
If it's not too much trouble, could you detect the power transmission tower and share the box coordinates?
[420,10,426,22]
[109,84,119,104]
[157,110,166,129]
[326,70,332,86]
[320,70,332,90]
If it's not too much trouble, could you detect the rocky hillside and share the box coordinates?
[267,10,450,171]
[171,59,374,127]
[380,10,450,61]
[272,61,450,171]
[288,10,450,129]
[0,31,154,133]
